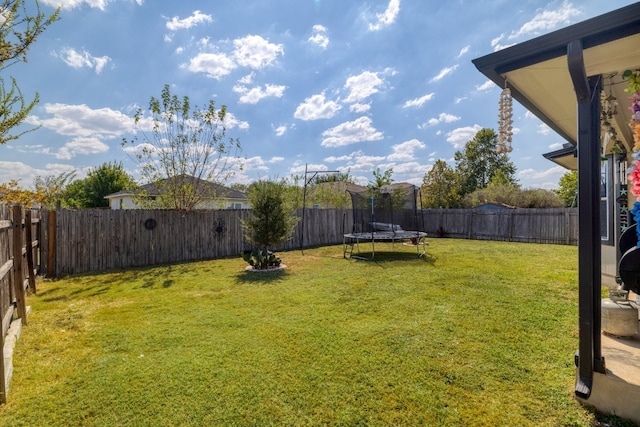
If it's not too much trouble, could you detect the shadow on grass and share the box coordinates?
[235,268,288,285]
[349,251,437,265]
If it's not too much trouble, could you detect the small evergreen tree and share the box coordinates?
[241,179,299,269]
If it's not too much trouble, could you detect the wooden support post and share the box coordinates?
[11,205,27,325]
[24,210,36,294]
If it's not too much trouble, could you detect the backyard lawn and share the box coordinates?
[0,239,631,426]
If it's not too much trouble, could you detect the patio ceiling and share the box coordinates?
[473,3,640,169]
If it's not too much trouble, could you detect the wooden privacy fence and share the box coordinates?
[46,207,578,277]
[0,205,42,403]
[420,208,579,245]
[48,208,352,277]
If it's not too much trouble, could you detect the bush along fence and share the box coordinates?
[34,206,579,278]
[0,205,42,403]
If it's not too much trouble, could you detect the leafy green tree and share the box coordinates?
[283,174,304,209]
[0,1,60,144]
[241,179,299,268]
[369,167,394,190]
[555,170,578,207]
[63,162,136,208]
[454,128,517,196]
[421,159,462,208]
[305,171,354,209]
[364,167,407,210]
[312,171,354,185]
[122,84,242,210]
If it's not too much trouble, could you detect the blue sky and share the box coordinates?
[3,0,637,189]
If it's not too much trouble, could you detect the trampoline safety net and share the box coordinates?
[347,183,425,235]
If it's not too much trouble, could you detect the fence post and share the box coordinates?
[565,210,571,245]
[47,210,56,279]
[24,210,36,294]
[11,205,27,325]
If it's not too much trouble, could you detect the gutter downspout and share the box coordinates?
[567,39,605,400]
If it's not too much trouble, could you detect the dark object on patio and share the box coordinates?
[619,246,640,294]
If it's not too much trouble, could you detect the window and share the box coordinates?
[601,156,614,245]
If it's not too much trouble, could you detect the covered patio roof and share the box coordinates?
[473,3,640,166]
[472,3,640,419]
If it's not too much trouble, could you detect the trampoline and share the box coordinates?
[343,183,428,259]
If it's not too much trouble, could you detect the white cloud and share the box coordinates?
[233,35,284,69]
[26,103,134,139]
[166,10,212,31]
[344,71,384,104]
[457,45,470,58]
[490,33,515,51]
[538,123,552,135]
[233,84,286,104]
[238,73,255,85]
[55,47,111,74]
[55,137,110,160]
[309,25,329,49]
[349,103,371,113]
[476,80,495,91]
[0,161,77,189]
[325,150,386,172]
[518,165,566,189]
[403,93,434,109]
[220,112,250,130]
[548,142,564,150]
[294,92,342,121]
[41,0,110,10]
[242,156,270,171]
[321,116,383,147]
[288,163,330,176]
[387,139,425,162]
[422,113,461,127]
[185,52,236,79]
[429,65,458,83]
[510,1,580,39]
[446,124,483,148]
[368,0,401,31]
[273,125,287,136]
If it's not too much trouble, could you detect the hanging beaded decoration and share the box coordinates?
[497,85,513,153]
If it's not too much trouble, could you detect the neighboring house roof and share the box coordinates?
[105,175,247,200]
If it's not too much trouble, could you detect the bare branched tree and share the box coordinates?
[122,84,242,210]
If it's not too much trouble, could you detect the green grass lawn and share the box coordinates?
[0,239,631,426]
